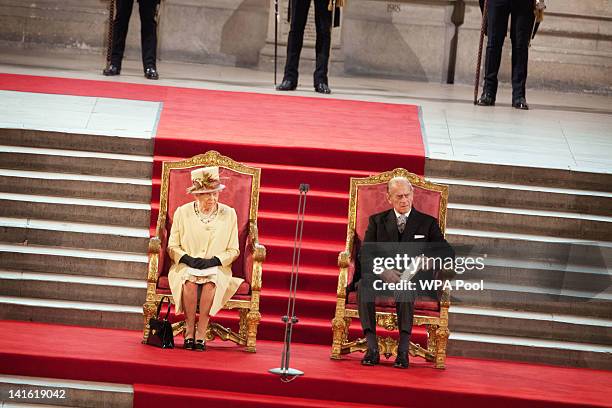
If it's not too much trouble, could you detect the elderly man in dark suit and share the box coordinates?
[353,177,454,368]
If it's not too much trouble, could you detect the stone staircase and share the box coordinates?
[0,129,152,331]
[426,159,612,369]
[1,128,610,371]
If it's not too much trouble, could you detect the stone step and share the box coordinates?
[431,177,612,217]
[0,145,153,179]
[448,331,612,370]
[0,296,143,331]
[0,169,152,203]
[0,270,145,306]
[447,204,612,242]
[459,257,611,295]
[426,158,612,193]
[0,374,133,408]
[449,306,612,346]
[0,194,151,229]
[448,229,612,268]
[0,128,154,156]
[0,218,149,254]
[451,282,611,318]
[0,244,147,281]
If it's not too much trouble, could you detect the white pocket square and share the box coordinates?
[414,234,425,239]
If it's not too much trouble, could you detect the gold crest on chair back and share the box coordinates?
[331,168,451,368]
[143,151,266,352]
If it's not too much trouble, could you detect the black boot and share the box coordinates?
[361,348,380,366]
[276,79,297,91]
[477,92,496,106]
[393,351,409,369]
[144,66,159,80]
[512,97,529,110]
[314,83,331,94]
[102,64,121,76]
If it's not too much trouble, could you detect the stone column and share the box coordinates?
[342,0,458,83]
[157,0,269,66]
[259,0,344,81]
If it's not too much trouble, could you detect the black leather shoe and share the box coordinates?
[144,66,159,80]
[276,79,297,91]
[195,339,206,352]
[183,338,195,350]
[314,83,331,94]
[361,348,380,366]
[102,65,120,76]
[477,92,495,106]
[512,97,529,110]
[393,351,409,369]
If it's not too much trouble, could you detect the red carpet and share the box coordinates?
[0,73,427,349]
[1,322,610,408]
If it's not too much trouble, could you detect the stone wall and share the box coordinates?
[0,0,269,67]
[0,0,609,93]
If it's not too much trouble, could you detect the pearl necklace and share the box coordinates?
[194,202,218,224]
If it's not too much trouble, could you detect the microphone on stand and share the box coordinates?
[269,183,309,382]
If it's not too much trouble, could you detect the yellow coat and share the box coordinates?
[167,201,243,316]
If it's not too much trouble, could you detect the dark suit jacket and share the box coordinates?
[349,208,454,291]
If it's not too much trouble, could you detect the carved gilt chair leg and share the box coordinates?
[331,315,347,359]
[427,324,439,357]
[435,326,449,369]
[239,308,249,341]
[245,310,261,353]
[141,301,157,343]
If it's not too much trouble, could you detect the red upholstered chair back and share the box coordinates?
[346,170,447,286]
[156,154,260,290]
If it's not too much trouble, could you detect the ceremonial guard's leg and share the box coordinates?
[509,1,535,110]
[103,0,135,76]
[477,0,510,106]
[313,0,332,94]
[139,0,159,80]
[277,0,311,91]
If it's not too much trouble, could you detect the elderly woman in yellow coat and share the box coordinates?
[167,166,243,351]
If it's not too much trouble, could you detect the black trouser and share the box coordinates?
[483,0,534,101]
[357,278,415,337]
[283,0,332,86]
[110,0,158,69]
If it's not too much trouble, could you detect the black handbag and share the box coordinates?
[146,296,175,349]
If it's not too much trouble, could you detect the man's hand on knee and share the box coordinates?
[381,269,402,284]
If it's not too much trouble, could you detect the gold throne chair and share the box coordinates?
[331,168,451,368]
[142,151,266,352]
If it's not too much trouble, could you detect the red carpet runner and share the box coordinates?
[0,73,427,347]
[1,321,610,408]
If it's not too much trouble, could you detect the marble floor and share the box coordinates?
[0,49,610,174]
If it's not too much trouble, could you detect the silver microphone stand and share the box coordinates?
[269,183,309,381]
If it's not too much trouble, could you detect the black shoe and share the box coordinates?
[276,79,297,91]
[183,338,195,350]
[102,64,120,76]
[144,66,159,80]
[361,348,380,366]
[393,351,409,369]
[477,92,496,106]
[512,97,529,110]
[314,83,331,94]
[195,339,206,352]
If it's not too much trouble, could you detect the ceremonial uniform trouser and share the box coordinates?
[283,0,332,86]
[110,0,158,69]
[483,0,535,101]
